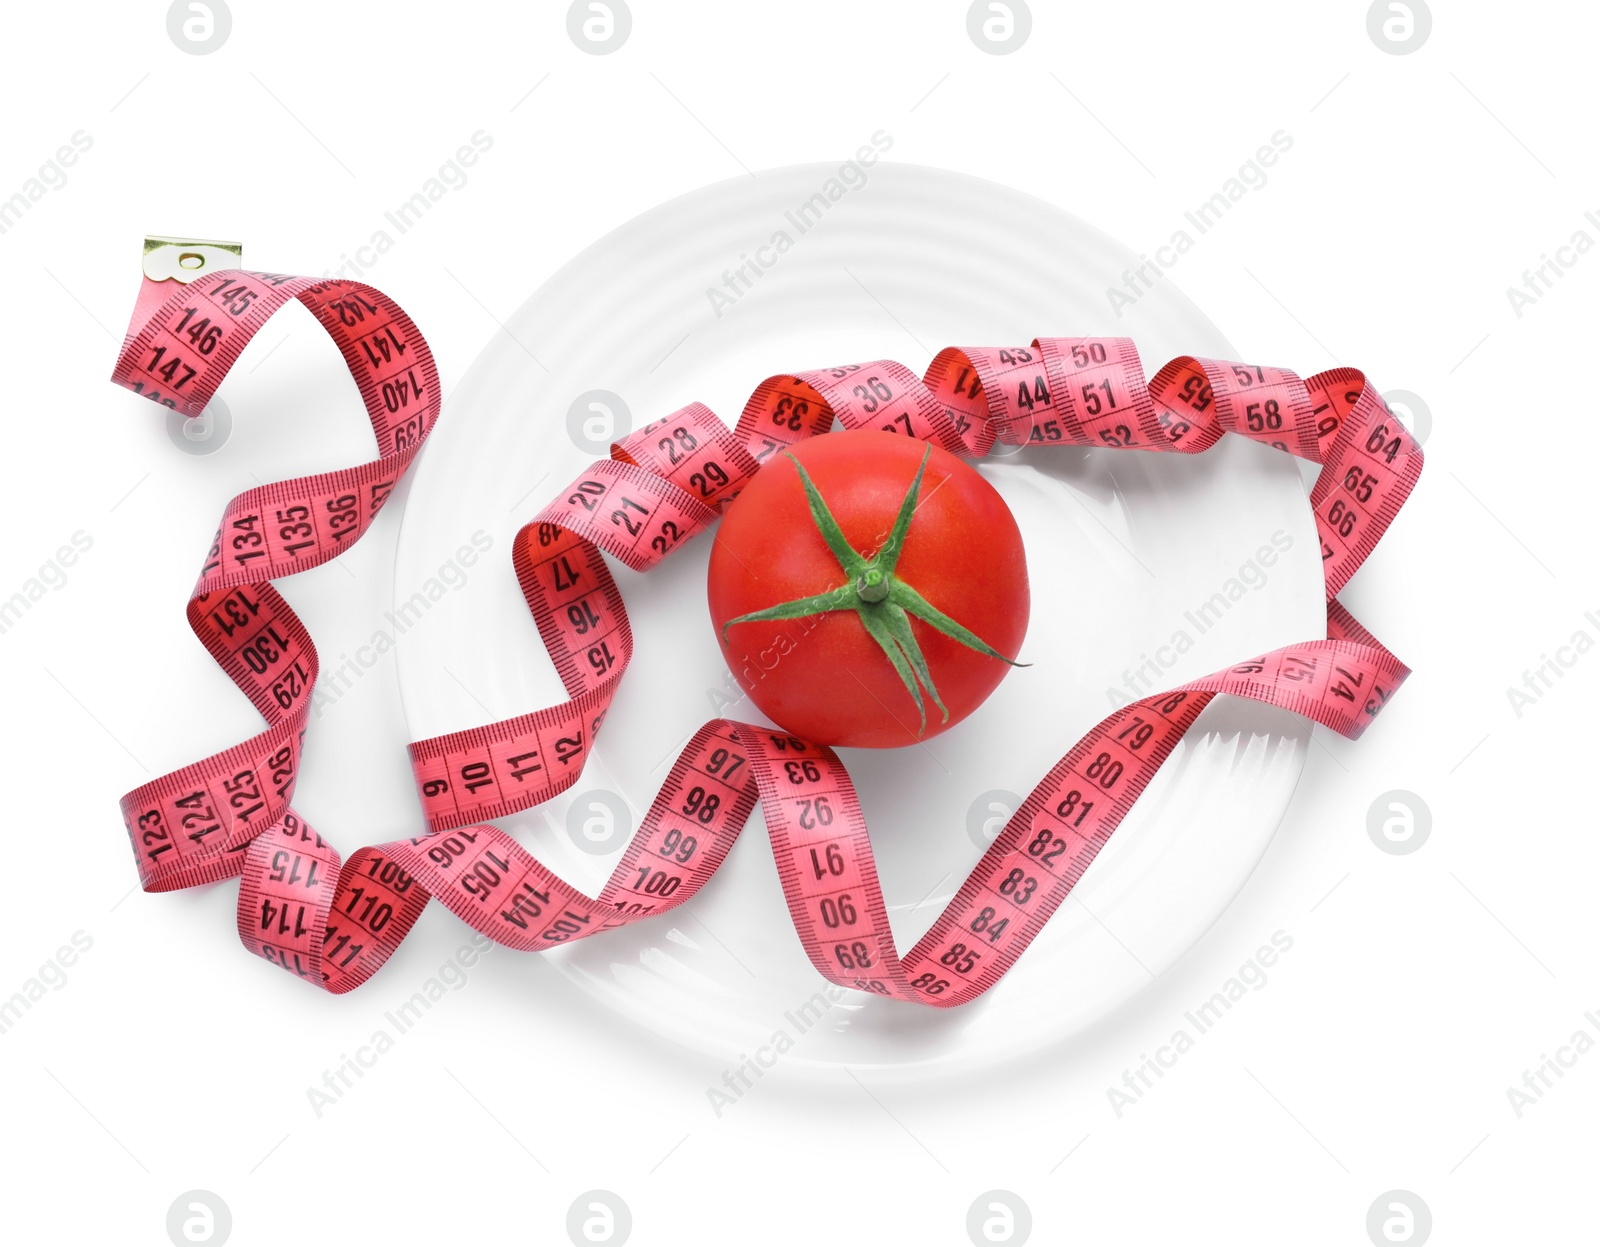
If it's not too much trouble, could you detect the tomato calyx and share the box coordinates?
[720,441,1026,736]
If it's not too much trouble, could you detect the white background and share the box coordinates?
[1,1,1594,1243]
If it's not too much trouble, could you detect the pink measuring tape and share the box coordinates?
[113,240,1420,1005]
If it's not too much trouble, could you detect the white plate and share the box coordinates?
[393,163,1324,1079]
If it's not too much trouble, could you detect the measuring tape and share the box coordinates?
[113,242,1421,1003]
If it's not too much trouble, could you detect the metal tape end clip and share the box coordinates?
[142,236,244,285]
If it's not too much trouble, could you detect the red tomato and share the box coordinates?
[708,429,1029,748]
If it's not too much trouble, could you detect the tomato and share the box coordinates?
[708,429,1029,748]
